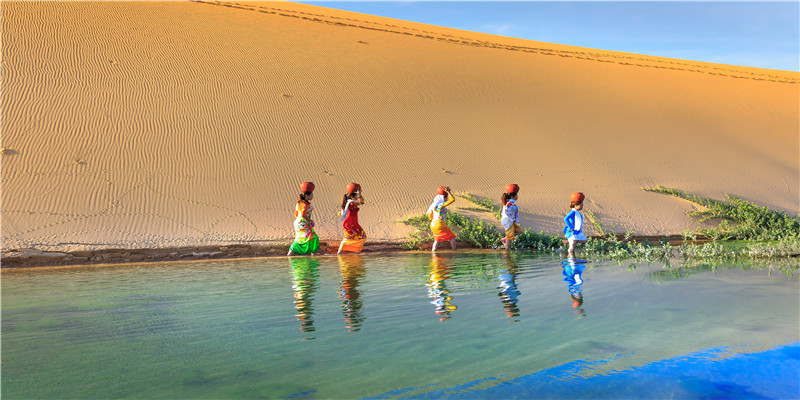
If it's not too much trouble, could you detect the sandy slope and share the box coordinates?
[2,1,798,252]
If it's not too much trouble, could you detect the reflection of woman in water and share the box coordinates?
[290,257,320,339]
[562,258,586,318]
[338,254,367,332]
[498,252,521,321]
[427,254,456,321]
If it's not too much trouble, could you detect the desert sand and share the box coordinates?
[2,1,798,258]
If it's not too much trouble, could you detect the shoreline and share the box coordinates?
[1,235,694,269]
[0,240,411,269]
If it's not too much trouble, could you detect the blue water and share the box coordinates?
[371,343,800,399]
[2,252,798,399]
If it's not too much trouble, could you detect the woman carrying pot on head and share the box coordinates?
[338,183,366,254]
[500,184,523,250]
[427,186,457,251]
[288,182,321,256]
[563,192,588,258]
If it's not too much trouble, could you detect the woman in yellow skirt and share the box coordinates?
[427,186,456,251]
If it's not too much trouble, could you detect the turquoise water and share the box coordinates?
[2,252,798,399]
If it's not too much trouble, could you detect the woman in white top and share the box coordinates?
[500,184,522,250]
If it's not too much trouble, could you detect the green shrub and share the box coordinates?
[398,214,434,250]
[643,186,800,241]
[510,228,564,252]
[446,212,504,248]
[399,211,506,249]
[745,240,800,258]
[456,193,502,220]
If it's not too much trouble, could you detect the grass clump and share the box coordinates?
[581,229,673,263]
[399,211,503,249]
[510,229,564,252]
[398,214,435,250]
[677,239,800,260]
[455,193,502,220]
[447,212,505,248]
[584,209,607,237]
[643,186,800,241]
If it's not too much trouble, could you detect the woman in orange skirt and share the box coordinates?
[427,186,456,251]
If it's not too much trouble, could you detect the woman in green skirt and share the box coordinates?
[288,182,321,256]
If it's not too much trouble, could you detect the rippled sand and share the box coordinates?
[2,1,798,253]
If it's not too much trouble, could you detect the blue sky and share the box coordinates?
[295,1,799,71]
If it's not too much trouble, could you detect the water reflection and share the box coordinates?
[338,255,367,332]
[562,258,587,318]
[427,253,457,321]
[289,257,320,339]
[498,252,521,322]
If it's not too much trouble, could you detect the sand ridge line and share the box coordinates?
[194,0,799,84]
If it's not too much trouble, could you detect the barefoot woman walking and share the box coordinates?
[288,182,320,256]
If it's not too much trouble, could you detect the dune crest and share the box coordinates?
[2,1,798,252]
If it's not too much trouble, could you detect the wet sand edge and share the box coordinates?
[1,236,695,269]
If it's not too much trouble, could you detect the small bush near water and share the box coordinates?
[400,209,523,250]
[643,186,800,241]
[677,239,800,260]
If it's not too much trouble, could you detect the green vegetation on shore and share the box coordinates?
[399,194,562,252]
[643,185,800,241]
[399,189,799,267]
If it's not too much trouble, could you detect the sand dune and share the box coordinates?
[2,1,798,253]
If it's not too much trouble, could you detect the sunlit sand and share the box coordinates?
[2,1,798,255]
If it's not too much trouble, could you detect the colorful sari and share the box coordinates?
[431,220,456,242]
[501,199,523,240]
[339,197,366,253]
[290,201,320,254]
[428,195,456,242]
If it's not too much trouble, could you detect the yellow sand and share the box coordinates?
[2,1,798,252]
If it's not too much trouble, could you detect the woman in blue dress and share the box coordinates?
[563,192,587,258]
